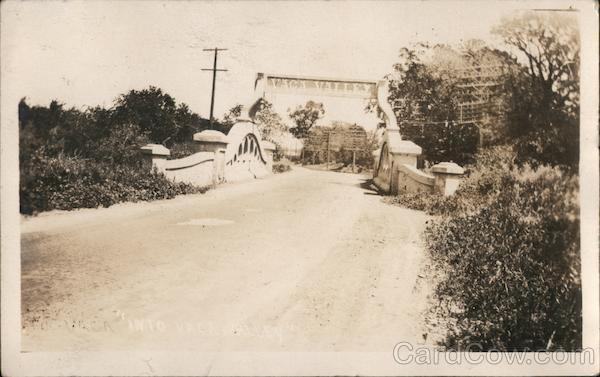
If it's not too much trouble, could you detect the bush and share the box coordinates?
[386,144,581,350]
[426,165,580,350]
[18,91,217,215]
[20,150,208,215]
[168,141,197,160]
[272,159,292,174]
[513,115,579,171]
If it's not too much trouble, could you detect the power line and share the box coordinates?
[202,48,228,129]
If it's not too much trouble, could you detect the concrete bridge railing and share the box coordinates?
[141,122,276,187]
[372,128,465,196]
[371,78,465,196]
[373,135,465,196]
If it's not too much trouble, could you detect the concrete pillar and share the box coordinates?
[389,140,422,194]
[432,162,464,196]
[140,144,170,173]
[389,140,422,168]
[261,140,276,171]
[192,130,229,153]
[193,130,229,185]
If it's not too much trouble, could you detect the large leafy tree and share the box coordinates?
[18,99,95,158]
[388,43,462,123]
[254,99,288,143]
[388,42,513,127]
[492,11,580,168]
[19,86,210,165]
[386,43,507,164]
[493,11,579,118]
[288,101,324,139]
[112,86,205,145]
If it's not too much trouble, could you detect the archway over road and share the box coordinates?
[242,73,388,127]
[236,73,422,192]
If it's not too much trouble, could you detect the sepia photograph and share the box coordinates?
[1,0,598,375]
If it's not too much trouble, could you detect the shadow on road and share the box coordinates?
[358,178,380,196]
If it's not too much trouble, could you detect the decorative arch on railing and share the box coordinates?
[227,132,267,166]
[223,121,274,182]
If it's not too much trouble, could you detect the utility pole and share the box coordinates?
[326,131,330,171]
[202,48,228,129]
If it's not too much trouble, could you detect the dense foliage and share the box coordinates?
[493,11,580,169]
[253,99,292,155]
[19,87,217,214]
[385,145,515,216]
[20,150,207,215]
[387,11,579,170]
[387,146,581,350]
[399,121,480,166]
[385,12,581,350]
[387,43,512,164]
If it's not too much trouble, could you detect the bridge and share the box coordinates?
[141,73,464,195]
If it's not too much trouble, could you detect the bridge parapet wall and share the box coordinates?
[141,129,229,187]
[373,127,465,196]
[395,164,435,194]
[163,152,216,187]
[142,123,276,187]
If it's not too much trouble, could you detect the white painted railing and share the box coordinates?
[141,124,276,187]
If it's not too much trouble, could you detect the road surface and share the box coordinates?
[21,167,432,352]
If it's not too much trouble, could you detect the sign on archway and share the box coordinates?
[246,73,385,122]
[261,73,378,99]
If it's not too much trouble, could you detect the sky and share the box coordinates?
[2,1,536,130]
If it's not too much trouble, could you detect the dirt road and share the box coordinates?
[21,167,432,352]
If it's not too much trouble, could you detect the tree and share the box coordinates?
[18,99,92,158]
[173,102,207,142]
[388,43,462,123]
[492,11,580,168]
[218,104,243,134]
[222,104,242,124]
[387,43,503,164]
[254,99,288,143]
[493,11,579,118]
[288,101,324,139]
[112,86,183,144]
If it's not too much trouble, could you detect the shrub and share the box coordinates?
[88,123,150,165]
[386,144,581,350]
[272,159,292,174]
[169,141,197,160]
[20,150,208,215]
[425,164,580,351]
